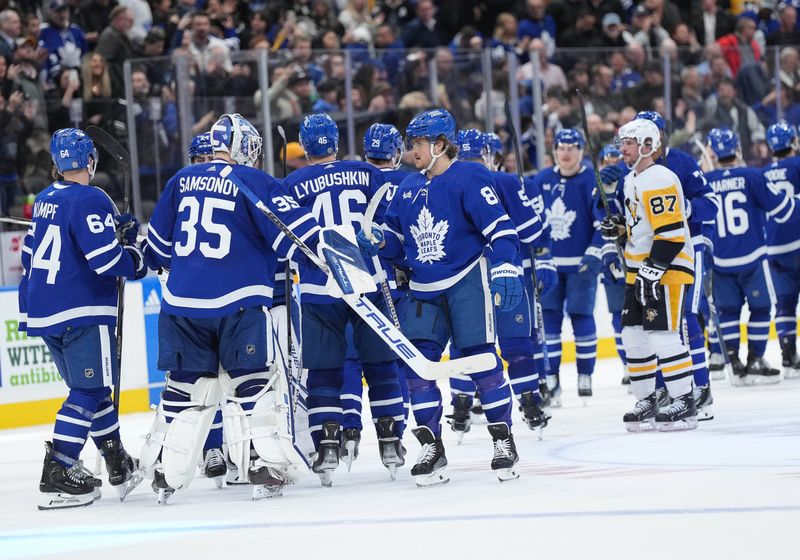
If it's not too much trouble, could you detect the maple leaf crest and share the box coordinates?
[544,197,577,241]
[410,206,449,264]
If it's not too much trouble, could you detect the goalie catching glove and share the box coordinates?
[634,258,667,306]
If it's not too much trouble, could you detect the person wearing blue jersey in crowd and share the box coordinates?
[705,127,789,391]
[188,132,214,164]
[446,129,554,439]
[529,128,603,406]
[357,109,523,485]
[282,114,406,485]
[20,128,146,510]
[761,122,800,379]
[338,122,411,475]
[142,113,321,502]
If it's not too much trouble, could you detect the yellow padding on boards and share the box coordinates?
[0,388,150,429]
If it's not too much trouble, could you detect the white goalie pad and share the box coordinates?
[139,376,222,490]
[318,225,377,298]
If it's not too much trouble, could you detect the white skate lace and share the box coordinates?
[417,443,436,464]
[662,397,686,414]
[66,462,96,484]
[493,438,513,460]
[205,449,225,470]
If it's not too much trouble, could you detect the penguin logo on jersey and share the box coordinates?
[410,206,448,264]
[544,197,576,241]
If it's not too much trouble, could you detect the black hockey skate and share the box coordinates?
[622,393,657,432]
[546,373,562,408]
[249,463,288,499]
[654,392,698,431]
[655,387,670,409]
[728,349,748,385]
[312,422,341,487]
[781,337,800,379]
[445,393,472,444]
[744,353,782,386]
[340,428,361,472]
[694,384,714,421]
[39,441,99,510]
[470,390,484,417]
[708,352,726,381]
[100,439,143,500]
[410,426,448,487]
[518,391,548,440]
[202,447,227,488]
[539,381,552,411]
[487,422,519,482]
[577,374,592,403]
[621,373,631,385]
[152,466,175,504]
[375,416,405,480]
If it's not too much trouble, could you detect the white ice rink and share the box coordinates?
[2,350,799,560]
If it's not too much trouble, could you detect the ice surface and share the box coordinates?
[1,349,799,560]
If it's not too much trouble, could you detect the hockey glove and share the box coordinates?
[634,259,666,306]
[601,243,624,282]
[599,165,623,193]
[124,245,147,280]
[600,214,626,241]
[533,249,558,295]
[356,224,383,258]
[578,247,602,275]
[490,263,523,311]
[115,213,140,246]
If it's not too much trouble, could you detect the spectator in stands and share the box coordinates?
[264,65,299,120]
[779,47,800,95]
[402,0,447,49]
[322,52,346,80]
[491,13,519,54]
[516,38,568,92]
[767,4,800,46]
[753,84,800,129]
[318,29,341,50]
[516,0,556,55]
[185,11,232,75]
[312,78,340,113]
[680,65,706,118]
[80,51,111,127]
[559,9,600,49]
[0,9,21,64]
[0,88,33,215]
[630,4,669,61]
[598,13,627,49]
[291,33,324,83]
[76,0,118,49]
[644,0,681,34]
[703,76,765,158]
[96,5,134,98]
[287,70,314,114]
[692,0,735,46]
[0,54,18,100]
[120,0,152,44]
[46,66,82,131]
[609,49,640,92]
[671,22,703,67]
[138,27,169,87]
[624,60,668,111]
[23,13,41,41]
[717,16,760,78]
[240,10,269,50]
[338,0,377,45]
[588,63,623,117]
[374,23,404,85]
[39,0,87,83]
[311,0,342,39]
[11,36,48,136]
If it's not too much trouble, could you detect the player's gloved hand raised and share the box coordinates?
[490,262,523,311]
[634,258,666,306]
[601,243,624,282]
[600,214,625,241]
[533,249,558,295]
[578,248,602,275]
[599,165,623,193]
[114,213,140,246]
[124,245,147,280]
[356,224,383,258]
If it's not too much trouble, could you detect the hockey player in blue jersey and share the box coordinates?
[357,109,523,484]
[446,129,553,438]
[283,114,406,485]
[706,128,788,387]
[141,113,321,501]
[762,123,800,379]
[188,132,214,164]
[339,122,411,474]
[20,128,146,509]
[528,128,603,405]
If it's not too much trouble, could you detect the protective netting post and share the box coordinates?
[775,47,783,124]
[429,50,440,109]
[531,53,545,171]
[344,50,356,159]
[257,49,275,176]
[482,48,494,133]
[506,51,522,160]
[175,55,192,169]
[662,52,672,126]
[123,60,142,219]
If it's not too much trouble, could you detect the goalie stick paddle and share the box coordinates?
[503,100,550,372]
[362,182,402,329]
[85,125,131,412]
[218,165,496,380]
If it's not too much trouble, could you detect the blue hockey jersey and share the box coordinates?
[38,23,87,81]
[146,160,320,318]
[491,171,544,267]
[20,181,140,335]
[762,156,800,258]
[382,161,519,298]
[379,167,411,295]
[284,159,388,304]
[527,165,602,271]
[707,165,795,271]
[660,148,718,245]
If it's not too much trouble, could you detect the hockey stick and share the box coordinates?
[575,89,627,274]
[86,126,131,412]
[219,164,496,380]
[504,100,550,372]
[692,136,714,173]
[362,182,401,329]
[0,216,31,226]
[701,251,735,383]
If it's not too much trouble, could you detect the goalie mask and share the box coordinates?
[210,113,263,167]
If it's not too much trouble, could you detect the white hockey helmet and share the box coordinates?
[617,119,662,154]
[210,113,263,167]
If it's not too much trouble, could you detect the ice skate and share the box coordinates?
[654,392,698,431]
[727,350,748,386]
[249,463,287,499]
[312,422,340,487]
[694,384,714,421]
[539,381,552,412]
[781,337,800,379]
[410,426,448,487]
[655,387,670,409]
[375,416,405,480]
[38,442,99,510]
[340,428,361,472]
[470,391,484,420]
[224,461,248,485]
[518,391,548,440]
[152,466,175,504]
[100,439,143,500]
[622,393,657,432]
[708,352,726,381]
[201,448,227,488]
[445,393,472,444]
[487,422,519,482]
[621,373,631,385]
[577,374,592,404]
[546,374,562,408]
[743,355,782,386]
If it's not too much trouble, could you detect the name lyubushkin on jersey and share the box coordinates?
[17,101,800,510]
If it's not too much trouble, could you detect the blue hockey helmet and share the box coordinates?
[599,144,621,161]
[766,122,797,153]
[456,128,484,160]
[707,128,739,160]
[188,132,213,160]
[482,132,504,157]
[299,113,339,158]
[363,123,403,161]
[635,110,667,131]
[405,108,457,146]
[210,113,262,167]
[50,128,98,178]
[554,128,585,149]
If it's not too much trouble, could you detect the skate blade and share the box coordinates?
[626,385,633,395]
[783,367,800,379]
[317,471,333,487]
[157,487,174,504]
[117,469,145,502]
[38,492,94,510]
[252,484,284,500]
[414,468,449,488]
[456,431,466,445]
[342,441,357,472]
[550,396,562,408]
[387,464,398,481]
[624,419,655,433]
[212,476,224,489]
[579,395,591,406]
[697,407,714,422]
[656,417,699,432]
[743,375,782,386]
[709,370,726,381]
[535,426,544,441]
[495,466,520,482]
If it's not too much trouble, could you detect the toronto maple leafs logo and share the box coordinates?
[544,198,576,241]
[410,207,448,264]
